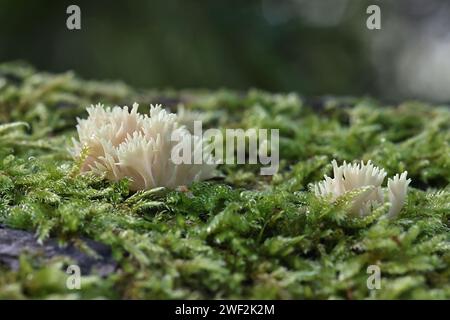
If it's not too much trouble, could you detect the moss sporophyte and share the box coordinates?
[0,63,448,299]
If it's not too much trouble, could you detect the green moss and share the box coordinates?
[0,62,448,299]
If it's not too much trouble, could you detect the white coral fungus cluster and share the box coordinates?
[313,160,411,217]
[71,103,216,191]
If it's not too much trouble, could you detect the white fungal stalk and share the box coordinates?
[313,160,411,217]
[71,103,217,191]
[387,172,411,218]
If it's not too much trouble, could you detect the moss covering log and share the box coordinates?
[0,62,448,299]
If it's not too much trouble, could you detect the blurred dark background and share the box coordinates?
[1,0,450,102]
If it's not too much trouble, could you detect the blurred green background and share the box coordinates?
[1,0,450,102]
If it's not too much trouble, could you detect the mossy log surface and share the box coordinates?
[0,62,448,299]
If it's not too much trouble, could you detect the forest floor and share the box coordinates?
[0,62,448,299]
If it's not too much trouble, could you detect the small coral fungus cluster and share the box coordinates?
[71,103,216,191]
[313,160,410,217]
